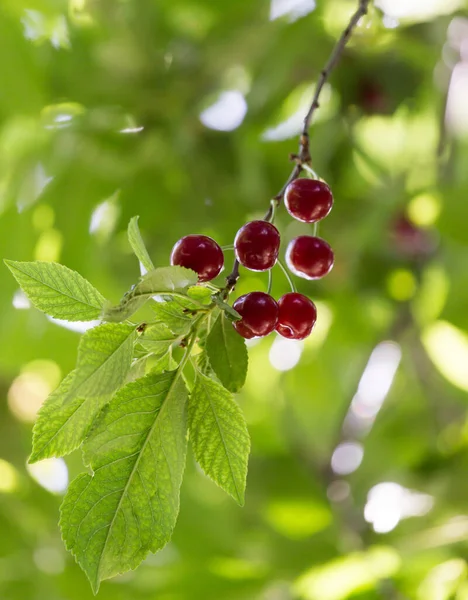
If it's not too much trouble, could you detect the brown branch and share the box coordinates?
[224,0,371,293]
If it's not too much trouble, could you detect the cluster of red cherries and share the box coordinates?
[170,178,334,340]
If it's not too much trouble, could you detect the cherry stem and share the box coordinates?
[277,259,296,293]
[313,222,319,237]
[267,269,273,295]
[204,282,221,292]
[266,199,277,224]
[222,245,234,251]
[302,163,320,179]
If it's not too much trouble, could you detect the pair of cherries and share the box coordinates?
[170,178,333,339]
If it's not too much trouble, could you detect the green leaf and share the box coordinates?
[71,323,138,397]
[187,285,213,302]
[127,216,155,273]
[149,351,174,374]
[139,323,180,357]
[189,373,250,505]
[4,260,105,321]
[151,297,198,335]
[103,266,198,322]
[60,370,188,593]
[196,350,213,376]
[125,356,149,383]
[29,324,137,462]
[206,312,248,393]
[213,295,241,320]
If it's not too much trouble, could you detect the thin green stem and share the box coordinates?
[222,244,234,251]
[277,259,296,293]
[204,282,221,292]
[267,268,273,295]
[178,318,203,372]
[302,163,319,179]
[267,199,277,224]
[313,222,319,237]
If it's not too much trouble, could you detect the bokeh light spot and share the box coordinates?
[265,498,332,539]
[200,91,247,131]
[34,228,63,262]
[331,442,364,475]
[8,360,61,423]
[270,0,316,22]
[407,192,441,227]
[0,459,20,493]
[387,268,417,301]
[269,337,303,371]
[27,458,68,494]
[422,321,468,391]
[364,482,433,533]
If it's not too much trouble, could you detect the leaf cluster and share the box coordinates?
[5,217,250,593]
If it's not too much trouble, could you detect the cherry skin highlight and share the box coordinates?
[232,292,279,339]
[234,221,280,271]
[170,235,224,282]
[276,293,317,340]
[286,236,334,280]
[284,178,333,223]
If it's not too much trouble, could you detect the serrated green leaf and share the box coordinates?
[189,373,250,505]
[151,297,198,335]
[30,324,137,462]
[127,216,155,273]
[213,295,241,320]
[206,313,248,393]
[4,260,105,321]
[60,370,188,593]
[139,323,180,357]
[187,285,213,302]
[103,266,197,322]
[72,323,138,397]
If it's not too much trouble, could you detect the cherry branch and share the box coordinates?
[225,0,370,292]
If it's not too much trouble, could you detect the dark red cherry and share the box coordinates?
[286,236,334,280]
[276,293,317,340]
[284,178,333,223]
[234,221,280,271]
[170,235,224,282]
[232,292,279,339]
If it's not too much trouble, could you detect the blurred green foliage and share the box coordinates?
[2,0,468,598]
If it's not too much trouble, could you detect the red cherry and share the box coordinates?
[284,178,333,223]
[276,293,317,340]
[234,221,280,271]
[286,236,334,280]
[170,235,224,282]
[232,292,279,339]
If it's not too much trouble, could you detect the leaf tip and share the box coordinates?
[28,439,44,464]
[27,453,38,465]
[28,447,49,464]
[235,493,245,507]
[89,575,101,595]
